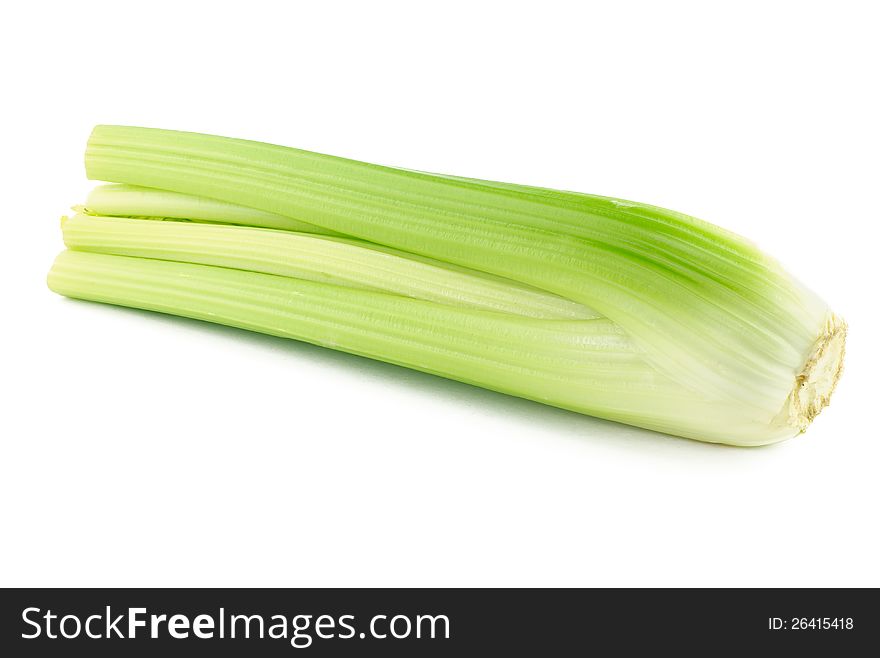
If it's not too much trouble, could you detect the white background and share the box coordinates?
[2,1,877,587]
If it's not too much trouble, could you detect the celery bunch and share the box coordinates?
[47,126,846,445]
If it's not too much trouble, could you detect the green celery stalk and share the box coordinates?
[48,249,805,445]
[83,183,341,236]
[48,125,846,444]
[61,213,596,320]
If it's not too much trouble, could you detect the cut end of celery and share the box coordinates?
[788,313,847,433]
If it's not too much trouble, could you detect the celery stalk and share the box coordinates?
[48,250,806,445]
[45,125,847,444]
[84,183,341,236]
[62,213,597,320]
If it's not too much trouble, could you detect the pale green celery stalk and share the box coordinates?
[61,213,596,320]
[84,183,343,236]
[48,250,799,445]
[83,126,845,443]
